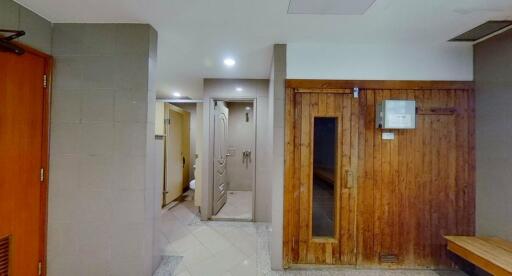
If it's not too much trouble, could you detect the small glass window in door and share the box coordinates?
[312,117,337,237]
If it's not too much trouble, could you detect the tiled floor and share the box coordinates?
[212,190,252,220]
[159,195,467,276]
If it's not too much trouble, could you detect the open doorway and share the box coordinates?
[156,101,203,209]
[211,100,256,221]
[162,104,191,207]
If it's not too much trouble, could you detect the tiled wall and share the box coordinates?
[48,23,159,276]
[269,44,286,270]
[475,29,512,241]
[0,0,52,53]
[226,102,255,192]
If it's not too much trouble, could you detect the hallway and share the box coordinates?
[160,195,269,276]
[159,196,467,276]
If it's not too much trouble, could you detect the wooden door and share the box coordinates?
[213,101,229,215]
[284,90,358,265]
[164,105,184,205]
[0,49,51,275]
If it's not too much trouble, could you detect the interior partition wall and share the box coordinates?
[48,24,160,276]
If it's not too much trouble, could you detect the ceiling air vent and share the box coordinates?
[450,20,512,42]
[288,0,376,15]
[0,236,10,276]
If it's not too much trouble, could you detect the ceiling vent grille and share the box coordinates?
[380,253,399,263]
[0,235,10,276]
[288,0,376,15]
[450,20,512,42]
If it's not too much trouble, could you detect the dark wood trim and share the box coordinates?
[286,79,474,90]
[293,88,353,94]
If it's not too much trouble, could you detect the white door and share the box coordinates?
[213,101,229,215]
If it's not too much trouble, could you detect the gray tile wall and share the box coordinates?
[270,44,286,270]
[474,29,512,241]
[0,0,52,53]
[49,23,159,276]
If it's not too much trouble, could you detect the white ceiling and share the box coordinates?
[14,0,512,99]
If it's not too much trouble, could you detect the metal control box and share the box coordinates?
[376,100,416,129]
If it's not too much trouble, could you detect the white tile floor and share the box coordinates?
[212,191,252,220]
[159,194,467,276]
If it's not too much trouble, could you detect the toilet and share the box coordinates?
[189,159,197,191]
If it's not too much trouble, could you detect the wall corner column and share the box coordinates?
[270,44,287,270]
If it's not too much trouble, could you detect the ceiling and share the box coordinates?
[14,0,512,99]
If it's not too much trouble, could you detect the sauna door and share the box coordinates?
[285,91,358,265]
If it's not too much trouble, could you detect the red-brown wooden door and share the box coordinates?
[284,90,358,265]
[0,48,51,276]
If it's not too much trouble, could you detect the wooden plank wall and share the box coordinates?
[356,88,475,268]
[284,82,475,269]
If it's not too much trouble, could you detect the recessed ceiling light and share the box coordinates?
[236,87,244,92]
[173,92,181,97]
[224,58,236,67]
[245,106,252,111]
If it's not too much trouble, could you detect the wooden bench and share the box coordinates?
[445,236,512,275]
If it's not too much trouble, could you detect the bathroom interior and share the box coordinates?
[156,99,255,221]
[211,100,255,221]
[155,101,198,209]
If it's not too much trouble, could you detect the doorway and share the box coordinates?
[211,100,256,221]
[0,47,52,275]
[284,91,358,265]
[162,103,191,207]
[157,101,203,210]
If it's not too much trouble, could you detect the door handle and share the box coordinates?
[345,170,354,189]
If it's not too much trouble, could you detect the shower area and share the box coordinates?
[212,100,255,221]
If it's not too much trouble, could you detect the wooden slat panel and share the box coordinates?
[286,80,474,90]
[349,92,359,265]
[299,93,310,264]
[284,83,475,269]
[373,90,384,265]
[292,91,302,263]
[341,94,353,264]
[404,89,416,266]
[283,88,295,266]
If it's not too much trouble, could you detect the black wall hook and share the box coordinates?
[0,29,26,55]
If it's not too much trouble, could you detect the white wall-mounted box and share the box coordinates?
[376,100,416,129]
